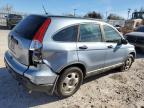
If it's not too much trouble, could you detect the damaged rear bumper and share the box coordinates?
[4,51,58,94]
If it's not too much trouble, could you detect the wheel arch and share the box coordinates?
[58,63,87,78]
[129,52,136,62]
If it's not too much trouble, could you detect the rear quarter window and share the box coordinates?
[53,25,78,42]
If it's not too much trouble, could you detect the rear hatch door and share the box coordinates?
[8,15,47,66]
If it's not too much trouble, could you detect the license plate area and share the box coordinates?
[9,36,18,54]
[10,40,16,53]
[11,40,15,49]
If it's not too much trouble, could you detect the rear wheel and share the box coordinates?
[120,54,134,71]
[55,67,83,98]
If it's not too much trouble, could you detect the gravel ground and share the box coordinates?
[0,30,144,108]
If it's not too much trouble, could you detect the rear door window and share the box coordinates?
[79,24,102,42]
[53,25,78,42]
[13,15,47,40]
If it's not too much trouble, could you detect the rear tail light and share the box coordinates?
[30,18,51,50]
[30,18,51,65]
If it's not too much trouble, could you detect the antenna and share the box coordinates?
[42,4,48,15]
[41,0,48,15]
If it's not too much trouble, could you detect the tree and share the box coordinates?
[84,11,103,19]
[107,13,124,20]
[140,7,144,12]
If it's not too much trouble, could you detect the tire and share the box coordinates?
[55,67,83,98]
[119,54,134,72]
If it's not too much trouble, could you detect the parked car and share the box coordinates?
[4,15,136,97]
[135,25,144,32]
[5,14,22,29]
[125,25,144,52]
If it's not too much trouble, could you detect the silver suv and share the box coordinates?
[4,15,136,97]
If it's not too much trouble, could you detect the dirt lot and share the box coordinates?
[0,30,144,108]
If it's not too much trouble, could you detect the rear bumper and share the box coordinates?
[4,51,58,94]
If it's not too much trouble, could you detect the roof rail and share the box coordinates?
[47,15,103,21]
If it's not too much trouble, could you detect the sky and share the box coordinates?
[0,0,143,18]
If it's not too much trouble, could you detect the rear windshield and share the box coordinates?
[13,15,47,40]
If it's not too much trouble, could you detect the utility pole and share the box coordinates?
[128,8,131,19]
[106,11,108,20]
[73,9,77,16]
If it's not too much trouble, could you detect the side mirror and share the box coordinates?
[121,38,128,45]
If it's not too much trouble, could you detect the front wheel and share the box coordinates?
[55,67,83,98]
[120,54,134,71]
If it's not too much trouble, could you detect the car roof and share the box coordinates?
[31,14,110,26]
[49,15,105,24]
[49,15,115,29]
[126,32,144,37]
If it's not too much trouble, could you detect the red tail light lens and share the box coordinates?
[33,18,51,43]
[30,18,51,50]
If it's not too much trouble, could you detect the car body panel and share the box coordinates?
[42,42,78,73]
[126,32,144,37]
[126,32,144,49]
[5,51,58,85]
[104,42,127,67]
[5,51,28,75]
[76,42,106,72]
[8,31,31,66]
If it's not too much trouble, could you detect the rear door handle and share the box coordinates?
[79,45,88,49]
[107,45,113,48]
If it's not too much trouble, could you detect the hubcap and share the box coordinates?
[125,57,132,70]
[62,72,79,94]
